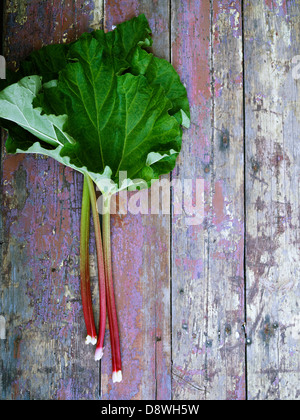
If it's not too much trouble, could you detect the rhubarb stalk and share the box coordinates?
[80,176,97,345]
[86,175,107,361]
[102,195,122,383]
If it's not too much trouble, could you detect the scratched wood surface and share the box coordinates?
[171,0,245,400]
[244,0,300,400]
[0,0,299,401]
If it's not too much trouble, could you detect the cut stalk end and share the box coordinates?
[112,370,123,383]
[85,335,97,346]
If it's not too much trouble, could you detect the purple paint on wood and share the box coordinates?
[211,0,245,400]
[104,0,140,29]
[1,0,103,400]
[171,0,245,400]
[105,211,145,399]
[2,154,99,400]
[245,0,300,400]
[171,0,213,400]
[264,0,288,16]
[4,1,95,65]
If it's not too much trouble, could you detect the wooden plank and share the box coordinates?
[171,0,245,400]
[209,0,245,400]
[102,0,172,400]
[0,0,104,400]
[244,0,300,400]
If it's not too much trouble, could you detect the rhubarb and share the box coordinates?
[102,196,122,382]
[86,175,106,362]
[80,175,97,346]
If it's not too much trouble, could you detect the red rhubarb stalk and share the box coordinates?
[80,175,97,345]
[86,175,107,361]
[102,195,122,383]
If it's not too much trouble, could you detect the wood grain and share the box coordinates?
[244,0,300,400]
[171,0,245,400]
[209,0,245,400]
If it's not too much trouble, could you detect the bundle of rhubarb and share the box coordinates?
[0,15,190,383]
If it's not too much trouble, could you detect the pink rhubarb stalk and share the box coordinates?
[80,176,97,345]
[102,195,122,383]
[86,175,107,361]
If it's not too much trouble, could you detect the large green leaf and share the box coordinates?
[0,75,113,189]
[19,43,69,83]
[129,47,190,127]
[91,15,190,126]
[0,44,71,150]
[0,15,190,195]
[91,13,153,72]
[36,34,182,190]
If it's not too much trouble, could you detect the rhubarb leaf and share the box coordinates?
[1,15,190,195]
[0,15,191,381]
[19,43,69,83]
[0,75,113,186]
[91,13,153,70]
[35,34,182,192]
[129,47,190,127]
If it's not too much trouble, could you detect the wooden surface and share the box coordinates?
[0,0,299,400]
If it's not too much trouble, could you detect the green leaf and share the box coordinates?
[0,68,21,92]
[91,14,153,64]
[129,47,190,127]
[91,15,190,127]
[0,75,74,147]
[0,45,71,153]
[37,34,182,192]
[0,15,190,195]
[19,43,70,83]
[0,75,114,189]
[1,15,155,176]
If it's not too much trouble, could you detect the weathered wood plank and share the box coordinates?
[2,0,300,401]
[244,0,300,400]
[102,0,172,400]
[209,0,245,400]
[171,0,245,400]
[0,0,104,400]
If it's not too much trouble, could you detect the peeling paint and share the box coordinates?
[7,0,28,26]
[90,0,103,30]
